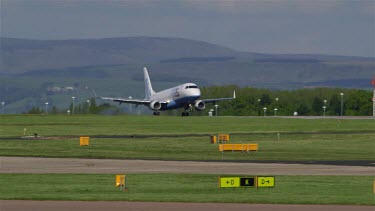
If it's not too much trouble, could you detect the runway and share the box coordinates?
[1,156,374,211]
[1,156,374,175]
[1,200,374,211]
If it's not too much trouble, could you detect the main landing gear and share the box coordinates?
[181,104,192,116]
[153,111,160,116]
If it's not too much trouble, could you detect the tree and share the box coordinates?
[51,106,59,114]
[345,90,372,115]
[297,103,310,115]
[260,93,272,107]
[312,97,324,115]
[329,94,341,116]
[26,107,43,114]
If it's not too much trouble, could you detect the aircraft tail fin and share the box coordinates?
[143,67,155,99]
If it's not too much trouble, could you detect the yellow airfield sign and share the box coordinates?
[219,176,275,188]
[257,176,275,187]
[219,177,240,188]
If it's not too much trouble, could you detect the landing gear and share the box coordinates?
[181,104,192,117]
[153,111,160,116]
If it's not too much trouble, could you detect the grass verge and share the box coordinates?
[0,115,374,137]
[0,133,374,160]
[0,174,373,205]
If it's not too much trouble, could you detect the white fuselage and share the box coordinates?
[149,83,201,110]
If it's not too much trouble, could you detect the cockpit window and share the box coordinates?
[185,85,198,89]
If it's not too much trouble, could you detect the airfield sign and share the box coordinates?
[257,176,275,188]
[240,177,255,187]
[219,177,240,188]
[219,176,274,188]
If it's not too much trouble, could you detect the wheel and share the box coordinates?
[181,112,190,116]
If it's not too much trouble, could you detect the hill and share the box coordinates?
[0,37,374,113]
[1,37,238,73]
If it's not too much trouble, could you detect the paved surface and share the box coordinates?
[1,156,374,175]
[1,200,374,211]
[1,156,374,211]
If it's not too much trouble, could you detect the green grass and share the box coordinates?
[0,115,374,160]
[0,133,374,161]
[0,174,373,205]
[0,115,374,137]
[0,115,374,205]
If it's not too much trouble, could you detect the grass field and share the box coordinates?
[0,115,374,160]
[0,115,374,205]
[0,174,374,205]
[0,133,374,161]
[0,115,374,137]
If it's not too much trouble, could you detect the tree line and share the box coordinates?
[26,86,373,116]
[199,86,373,116]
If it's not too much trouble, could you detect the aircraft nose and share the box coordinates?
[196,89,201,97]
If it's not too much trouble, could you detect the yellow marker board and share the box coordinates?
[257,176,275,187]
[116,175,126,187]
[220,177,240,188]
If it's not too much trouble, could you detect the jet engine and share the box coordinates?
[194,100,205,111]
[149,101,161,110]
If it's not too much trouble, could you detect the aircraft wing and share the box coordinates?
[99,97,151,106]
[201,91,236,104]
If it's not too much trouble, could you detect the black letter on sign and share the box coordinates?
[240,178,255,187]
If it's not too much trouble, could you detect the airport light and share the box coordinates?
[128,96,132,113]
[340,93,344,116]
[323,100,327,116]
[274,108,278,116]
[215,104,218,116]
[45,102,49,114]
[86,100,91,113]
[1,102,4,114]
[258,99,261,116]
[72,96,75,114]
[263,107,267,116]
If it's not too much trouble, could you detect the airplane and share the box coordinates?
[99,67,236,116]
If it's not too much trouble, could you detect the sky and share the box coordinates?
[1,0,374,57]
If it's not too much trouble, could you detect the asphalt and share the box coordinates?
[1,155,374,211]
[1,156,374,175]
